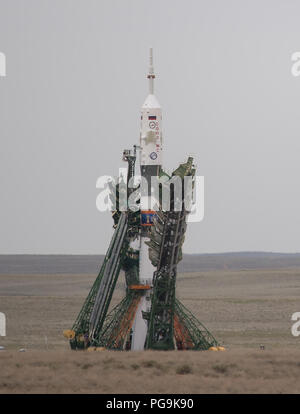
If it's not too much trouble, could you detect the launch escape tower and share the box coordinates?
[64,49,219,351]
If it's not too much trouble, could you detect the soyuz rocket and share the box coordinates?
[131,48,163,350]
[66,48,219,353]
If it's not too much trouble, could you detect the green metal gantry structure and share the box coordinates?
[64,153,220,352]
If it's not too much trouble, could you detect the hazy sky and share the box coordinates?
[0,0,300,254]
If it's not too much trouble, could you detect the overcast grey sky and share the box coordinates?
[0,0,300,254]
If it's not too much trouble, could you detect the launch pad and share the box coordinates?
[64,49,220,351]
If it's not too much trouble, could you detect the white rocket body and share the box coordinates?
[140,95,162,167]
[131,48,163,350]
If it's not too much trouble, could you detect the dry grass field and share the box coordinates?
[0,267,300,393]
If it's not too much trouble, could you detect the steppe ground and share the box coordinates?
[0,267,300,393]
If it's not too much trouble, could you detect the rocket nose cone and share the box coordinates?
[142,94,161,109]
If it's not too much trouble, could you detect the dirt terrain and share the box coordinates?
[0,266,300,393]
[1,349,300,394]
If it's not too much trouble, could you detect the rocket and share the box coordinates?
[131,48,163,350]
[67,48,219,354]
